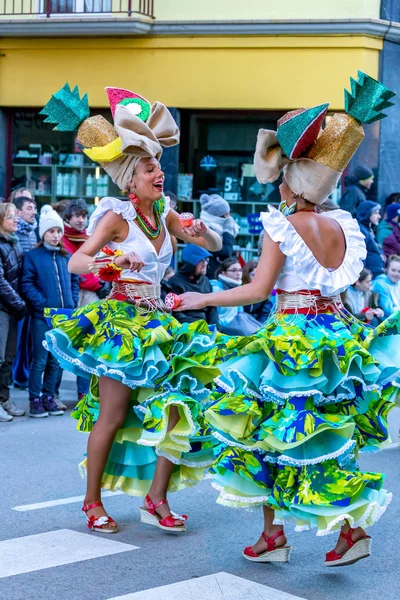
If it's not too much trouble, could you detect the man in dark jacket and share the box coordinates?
[356,201,385,278]
[13,195,38,254]
[163,244,218,325]
[340,165,374,216]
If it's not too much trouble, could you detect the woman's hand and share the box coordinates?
[182,219,209,238]
[176,292,208,311]
[373,307,384,318]
[364,308,376,321]
[114,252,146,272]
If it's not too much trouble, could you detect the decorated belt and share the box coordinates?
[108,280,165,312]
[275,289,342,315]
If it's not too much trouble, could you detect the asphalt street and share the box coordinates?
[1,371,399,600]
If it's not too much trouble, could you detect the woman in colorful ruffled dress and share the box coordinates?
[42,85,225,534]
[178,74,397,566]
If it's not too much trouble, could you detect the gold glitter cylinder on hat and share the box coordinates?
[77,115,118,149]
[306,113,364,173]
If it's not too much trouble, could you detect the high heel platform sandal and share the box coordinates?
[243,530,291,563]
[324,528,371,567]
[139,495,187,532]
[82,501,118,534]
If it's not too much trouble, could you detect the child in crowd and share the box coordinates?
[21,207,79,418]
[371,255,400,319]
[343,268,384,325]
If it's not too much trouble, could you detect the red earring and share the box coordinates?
[129,192,139,205]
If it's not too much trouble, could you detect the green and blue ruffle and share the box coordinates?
[205,310,398,535]
[44,299,234,496]
[44,299,397,536]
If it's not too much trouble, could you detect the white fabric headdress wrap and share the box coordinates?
[254,129,340,206]
[104,102,180,191]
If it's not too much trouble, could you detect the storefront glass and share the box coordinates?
[10,108,121,211]
[180,111,283,257]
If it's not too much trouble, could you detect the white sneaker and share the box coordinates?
[2,399,25,417]
[54,396,67,411]
[0,404,13,422]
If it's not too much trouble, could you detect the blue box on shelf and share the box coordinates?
[59,153,84,167]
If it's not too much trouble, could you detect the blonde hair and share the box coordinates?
[0,203,16,238]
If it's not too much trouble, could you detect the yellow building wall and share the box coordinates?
[155,0,382,21]
[0,36,381,110]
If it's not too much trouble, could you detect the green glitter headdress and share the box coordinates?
[41,83,90,131]
[344,71,396,124]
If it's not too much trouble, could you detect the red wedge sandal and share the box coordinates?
[324,527,371,567]
[140,495,187,532]
[243,530,291,563]
[82,501,118,534]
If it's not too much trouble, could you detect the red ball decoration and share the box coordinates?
[165,293,181,310]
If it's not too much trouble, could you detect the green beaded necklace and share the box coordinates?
[135,204,162,240]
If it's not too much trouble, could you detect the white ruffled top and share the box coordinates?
[87,196,172,285]
[260,205,367,296]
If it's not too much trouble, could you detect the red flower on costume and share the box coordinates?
[98,263,122,282]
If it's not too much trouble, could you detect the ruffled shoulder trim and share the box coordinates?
[259,205,290,243]
[278,208,367,295]
[87,197,136,235]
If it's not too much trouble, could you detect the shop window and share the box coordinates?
[10,108,118,209]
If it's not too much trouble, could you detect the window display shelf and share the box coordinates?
[13,163,53,168]
[11,163,116,206]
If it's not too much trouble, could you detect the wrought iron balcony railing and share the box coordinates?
[0,0,154,18]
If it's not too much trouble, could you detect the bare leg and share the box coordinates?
[146,405,185,525]
[333,520,368,555]
[84,376,131,529]
[251,506,287,554]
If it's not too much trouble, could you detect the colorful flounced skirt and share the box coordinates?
[205,308,398,536]
[44,300,232,497]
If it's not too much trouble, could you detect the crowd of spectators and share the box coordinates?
[2,171,400,422]
[340,165,400,327]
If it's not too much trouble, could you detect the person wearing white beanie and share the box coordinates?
[21,205,79,419]
[39,205,64,239]
[199,193,240,278]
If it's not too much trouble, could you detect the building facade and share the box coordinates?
[1,0,399,253]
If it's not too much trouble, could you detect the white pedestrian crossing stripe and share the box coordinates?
[0,529,138,579]
[12,490,124,512]
[107,571,306,600]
